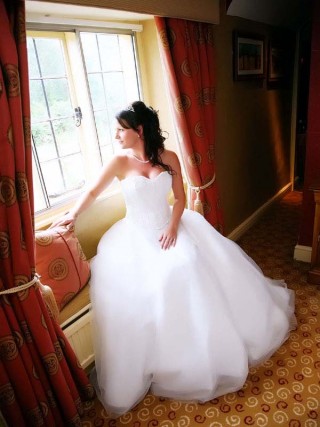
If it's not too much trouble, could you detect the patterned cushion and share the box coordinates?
[35,226,90,311]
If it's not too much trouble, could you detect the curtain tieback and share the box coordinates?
[0,273,41,295]
[0,273,60,320]
[188,174,216,216]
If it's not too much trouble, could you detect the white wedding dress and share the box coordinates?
[90,171,296,416]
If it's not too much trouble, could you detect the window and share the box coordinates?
[27,29,140,213]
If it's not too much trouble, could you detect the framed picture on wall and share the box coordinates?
[267,42,286,83]
[233,31,265,81]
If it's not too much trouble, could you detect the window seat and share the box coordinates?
[57,191,126,368]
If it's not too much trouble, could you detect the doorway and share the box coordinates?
[294,20,312,191]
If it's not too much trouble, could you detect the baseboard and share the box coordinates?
[293,244,311,263]
[228,183,292,242]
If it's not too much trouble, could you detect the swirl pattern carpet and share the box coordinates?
[81,191,320,427]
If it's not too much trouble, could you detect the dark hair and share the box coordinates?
[116,101,174,174]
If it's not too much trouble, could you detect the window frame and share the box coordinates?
[26,24,143,227]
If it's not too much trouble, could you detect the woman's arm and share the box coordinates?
[159,150,186,250]
[51,156,122,228]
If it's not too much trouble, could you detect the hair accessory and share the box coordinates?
[126,105,135,112]
[149,106,158,114]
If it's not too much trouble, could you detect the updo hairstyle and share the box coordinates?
[116,101,174,174]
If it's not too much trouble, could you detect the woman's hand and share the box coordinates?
[159,225,177,250]
[50,212,77,230]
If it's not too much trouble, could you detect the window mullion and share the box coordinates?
[132,33,143,100]
[32,139,50,209]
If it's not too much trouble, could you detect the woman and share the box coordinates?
[54,101,296,416]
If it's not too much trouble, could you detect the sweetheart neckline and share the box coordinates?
[121,171,168,183]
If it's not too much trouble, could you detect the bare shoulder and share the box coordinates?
[113,151,129,164]
[161,149,181,171]
[100,152,129,179]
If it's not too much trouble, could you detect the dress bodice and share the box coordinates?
[120,171,172,229]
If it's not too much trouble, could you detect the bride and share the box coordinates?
[54,100,296,416]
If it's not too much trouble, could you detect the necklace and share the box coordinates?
[130,154,150,163]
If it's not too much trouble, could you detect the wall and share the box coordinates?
[298,1,320,247]
[214,3,295,234]
[136,19,177,152]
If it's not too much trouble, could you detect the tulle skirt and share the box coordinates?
[89,208,296,416]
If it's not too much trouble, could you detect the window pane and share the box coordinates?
[27,39,40,79]
[42,159,65,198]
[61,154,85,192]
[53,118,80,157]
[88,74,106,110]
[32,156,47,212]
[44,78,73,118]
[94,110,111,147]
[42,155,85,203]
[80,33,100,73]
[35,38,66,77]
[29,80,49,121]
[99,34,121,71]
[103,72,126,117]
[101,143,115,164]
[32,122,57,162]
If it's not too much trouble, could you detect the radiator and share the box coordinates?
[62,306,95,368]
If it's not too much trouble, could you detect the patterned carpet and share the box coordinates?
[81,191,320,427]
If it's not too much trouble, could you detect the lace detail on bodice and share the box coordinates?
[121,171,172,229]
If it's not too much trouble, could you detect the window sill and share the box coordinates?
[35,182,121,231]
[35,199,77,231]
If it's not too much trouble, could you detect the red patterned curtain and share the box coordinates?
[0,1,94,426]
[155,17,223,231]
